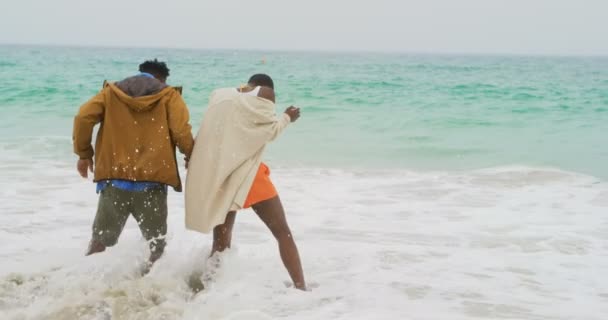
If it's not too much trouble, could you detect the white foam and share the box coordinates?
[1,162,607,319]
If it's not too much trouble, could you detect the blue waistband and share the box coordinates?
[97,180,166,193]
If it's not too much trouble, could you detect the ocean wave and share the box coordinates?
[1,164,607,319]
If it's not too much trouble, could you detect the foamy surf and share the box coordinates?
[1,165,607,319]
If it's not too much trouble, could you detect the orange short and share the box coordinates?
[243,163,278,208]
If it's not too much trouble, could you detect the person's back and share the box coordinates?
[76,75,192,188]
[185,82,292,233]
[73,59,194,265]
[186,74,306,290]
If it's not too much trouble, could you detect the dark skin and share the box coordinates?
[210,83,306,290]
[240,84,300,120]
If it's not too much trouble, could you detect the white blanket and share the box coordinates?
[185,88,291,233]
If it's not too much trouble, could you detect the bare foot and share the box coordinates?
[149,251,163,264]
[187,271,205,294]
[285,281,309,291]
[85,240,106,256]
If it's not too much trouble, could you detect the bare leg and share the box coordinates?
[252,196,306,290]
[188,212,236,293]
[211,211,236,256]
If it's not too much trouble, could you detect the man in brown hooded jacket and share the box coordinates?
[73,59,194,264]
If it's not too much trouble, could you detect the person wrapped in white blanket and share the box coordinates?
[186,74,306,290]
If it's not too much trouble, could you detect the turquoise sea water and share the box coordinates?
[2,45,608,320]
[1,45,607,178]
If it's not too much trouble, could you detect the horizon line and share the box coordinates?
[1,42,608,58]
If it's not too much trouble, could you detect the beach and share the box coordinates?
[1,46,607,319]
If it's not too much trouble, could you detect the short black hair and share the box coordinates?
[139,59,170,78]
[248,74,274,89]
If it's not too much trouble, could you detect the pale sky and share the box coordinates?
[1,0,607,55]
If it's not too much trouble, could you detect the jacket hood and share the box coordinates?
[109,75,173,112]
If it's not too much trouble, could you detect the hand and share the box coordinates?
[77,159,94,178]
[284,106,301,122]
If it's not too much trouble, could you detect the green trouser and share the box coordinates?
[92,185,168,255]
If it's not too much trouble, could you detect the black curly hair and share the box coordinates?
[248,73,274,89]
[139,59,170,79]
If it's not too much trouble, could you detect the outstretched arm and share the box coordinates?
[257,87,300,141]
